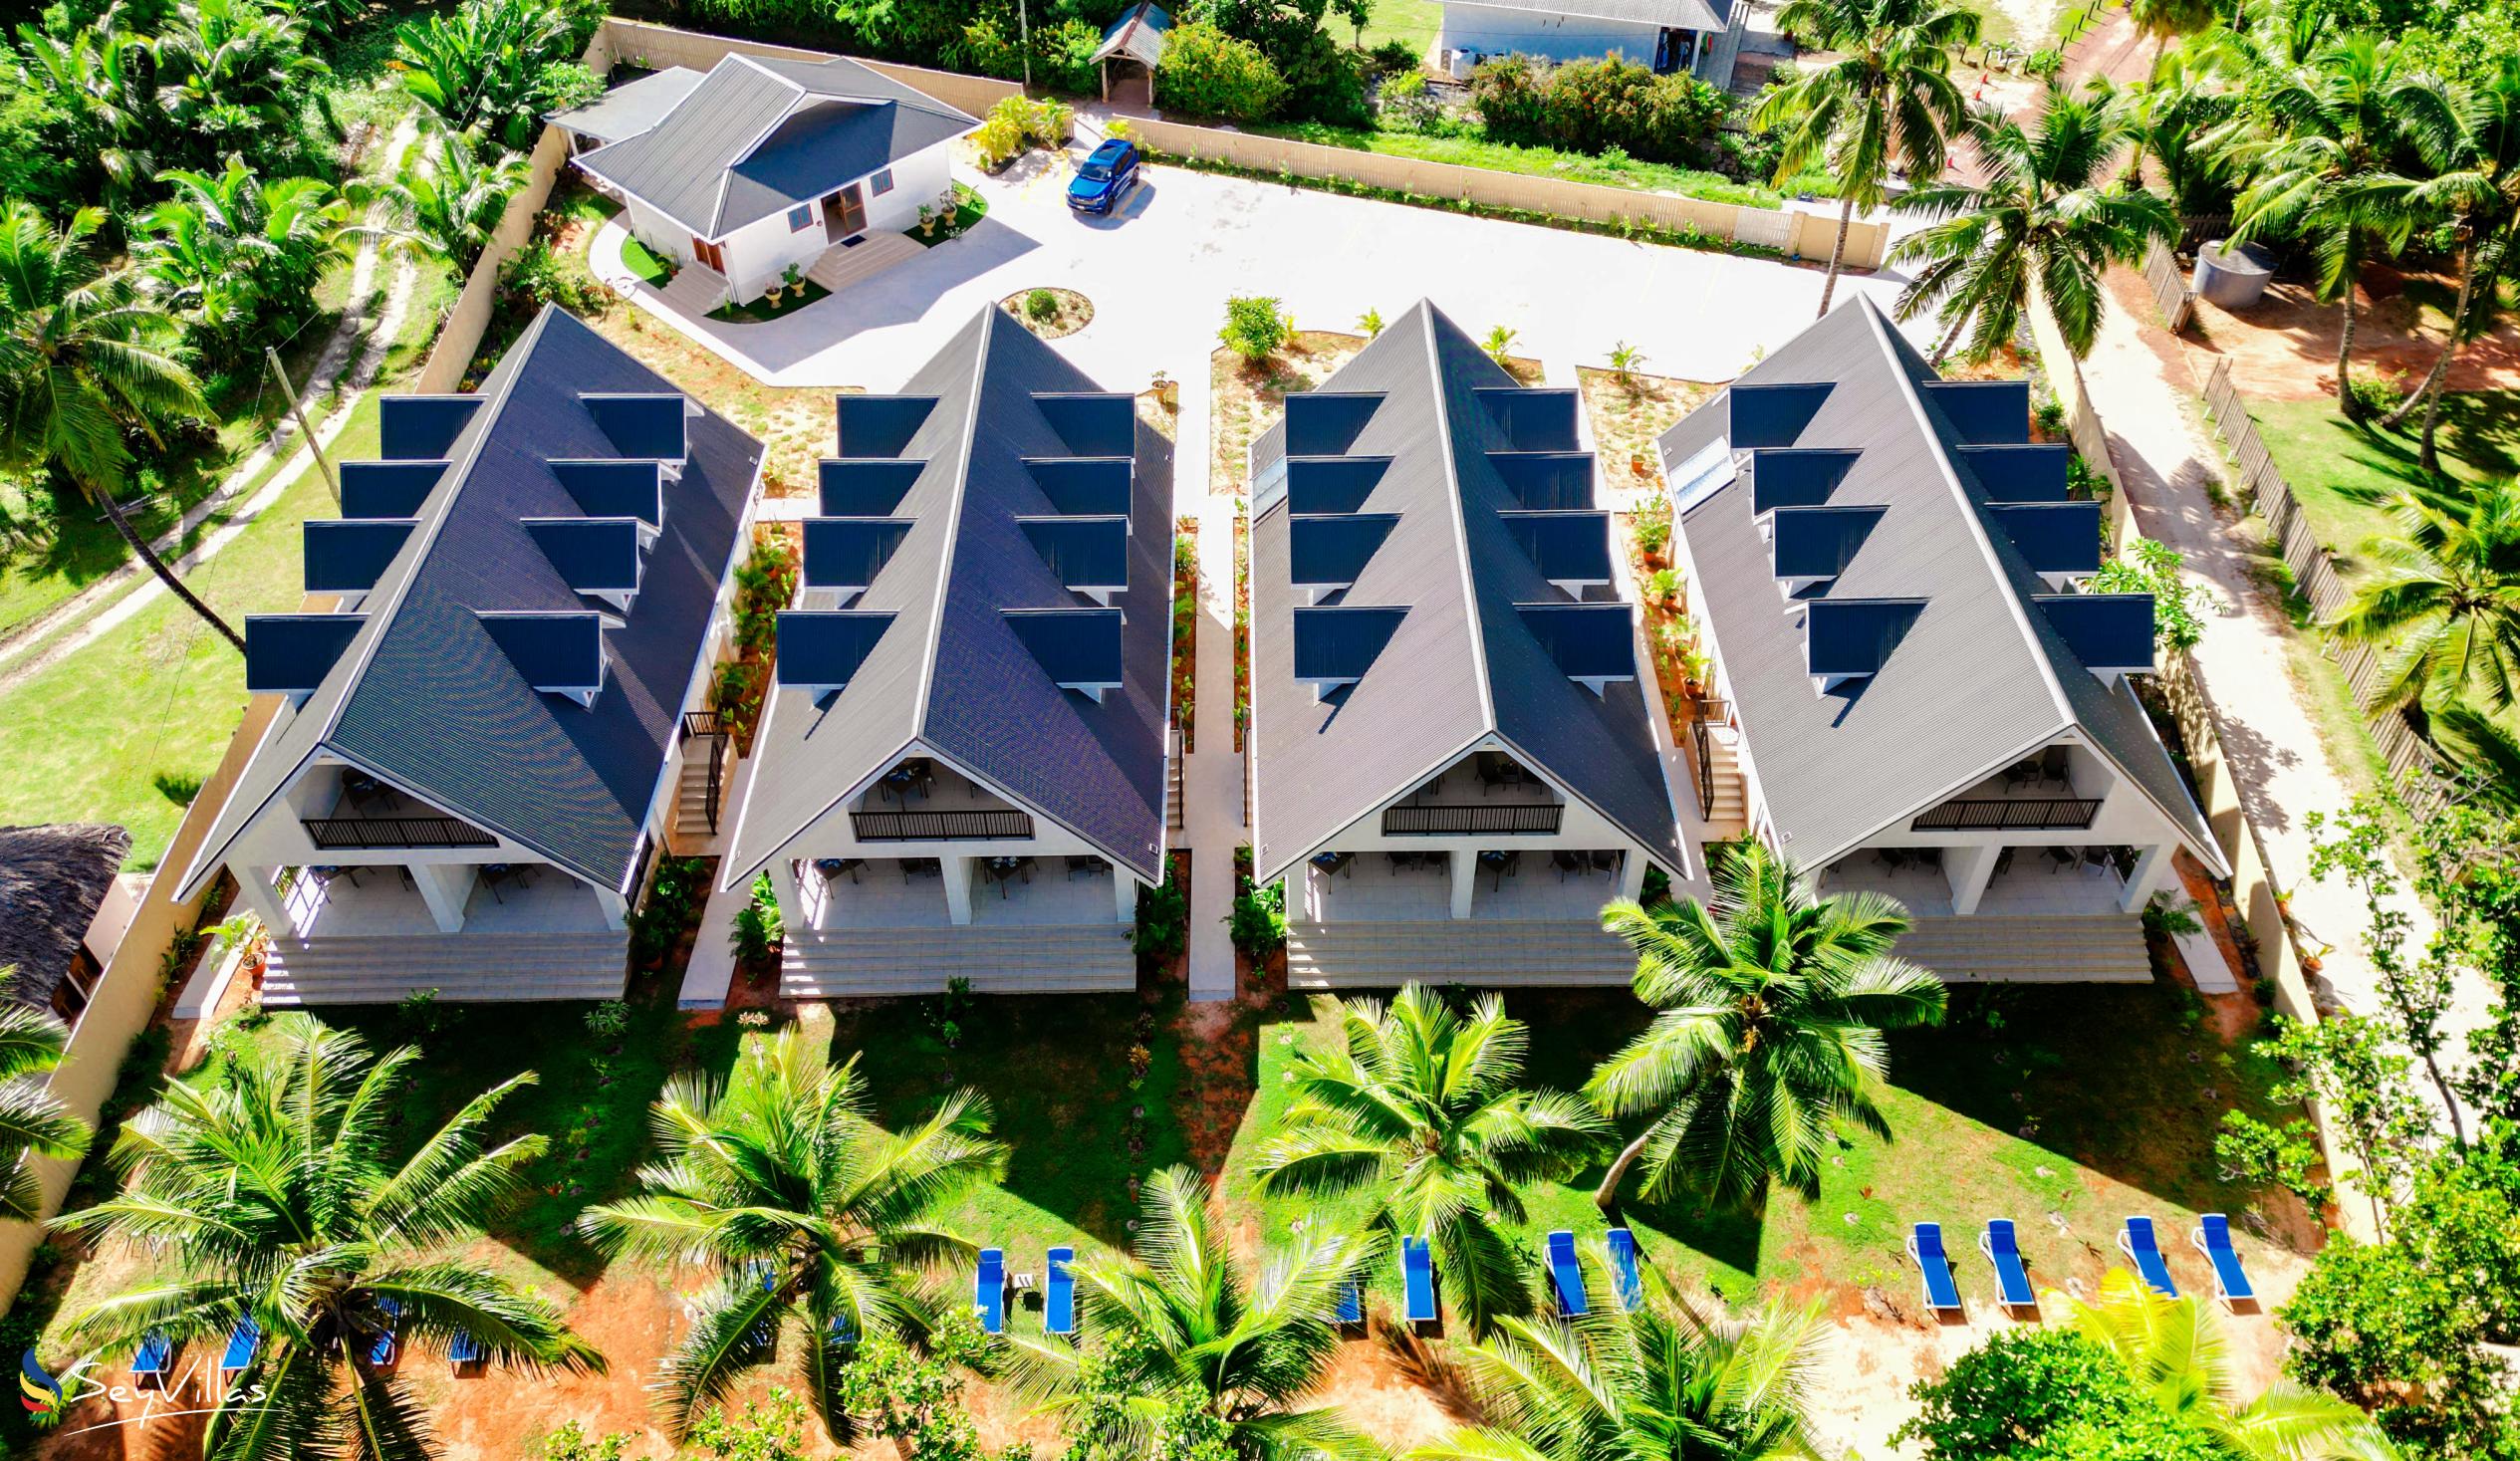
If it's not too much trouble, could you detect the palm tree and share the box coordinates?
[2069,1268,2399,1459]
[0,992,90,1224]
[1892,87,2176,364]
[1587,842,1946,1213]
[1412,1251,1828,1461]
[1754,0,1980,318]
[2125,0,2220,81]
[393,0,583,148]
[10,17,162,208]
[1249,985,1608,1334]
[351,130,530,272]
[1012,1166,1379,1461]
[2224,34,2420,420]
[2361,60,2520,473]
[137,158,348,353]
[151,0,331,161]
[578,1032,1007,1442]
[2426,702,2520,810]
[0,202,241,651]
[2326,477,2520,712]
[52,1013,602,1459]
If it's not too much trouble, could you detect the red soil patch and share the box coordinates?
[2184,271,2520,402]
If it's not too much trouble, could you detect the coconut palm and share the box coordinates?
[2070,1268,2399,1459]
[151,0,331,159]
[2326,476,2520,712]
[1249,985,1609,1334]
[1412,1251,1829,1461]
[2126,0,2220,80]
[0,202,240,650]
[1754,0,1980,318]
[393,0,586,148]
[577,1033,1007,1442]
[2224,34,2421,419]
[1892,86,2176,364]
[10,16,162,207]
[2102,50,2240,212]
[2427,703,2520,809]
[1011,1165,1379,1461]
[0,991,90,1224]
[1588,842,1946,1213]
[351,130,531,272]
[136,158,348,353]
[2359,59,2520,473]
[52,1013,601,1460]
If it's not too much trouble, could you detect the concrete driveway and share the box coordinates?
[594,147,1921,407]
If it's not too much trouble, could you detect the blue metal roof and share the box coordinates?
[1032,393,1137,457]
[776,610,895,688]
[1957,443,2071,501]
[1747,447,1860,514]
[552,458,663,524]
[2035,593,2155,672]
[1919,379,2030,443]
[341,459,447,520]
[1005,608,1126,689]
[379,396,482,461]
[1728,381,1834,448]
[1805,598,1925,677]
[1288,514,1397,587]
[1501,510,1613,585]
[243,613,365,695]
[1285,393,1385,456]
[581,392,687,461]
[1515,603,1636,681]
[1292,605,1406,682]
[524,518,643,593]
[478,610,607,691]
[1486,451,1597,511]
[1770,505,1885,579]
[1475,387,1580,451]
[1988,502,2103,575]
[303,518,417,595]
[1285,456,1389,515]
[805,517,914,590]
[837,394,937,458]
[1020,516,1132,591]
[1024,456,1133,517]
[820,458,922,516]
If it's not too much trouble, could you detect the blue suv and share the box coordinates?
[1066,137,1140,215]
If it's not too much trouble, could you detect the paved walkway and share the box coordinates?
[1176,363,1243,1003]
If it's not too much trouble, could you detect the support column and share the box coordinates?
[2120,844,2175,913]
[1115,868,1138,923]
[231,865,289,931]
[943,854,975,925]
[594,886,629,931]
[409,863,471,933]
[1450,849,1476,920]
[1618,850,1647,902]
[1946,844,2002,916]
[767,858,806,934]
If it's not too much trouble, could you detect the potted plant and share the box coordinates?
[1632,452,1651,478]
[763,276,784,308]
[781,263,804,301]
[1151,368,1177,408]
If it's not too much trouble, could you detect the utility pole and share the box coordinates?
[1019,0,1033,91]
[266,347,339,505]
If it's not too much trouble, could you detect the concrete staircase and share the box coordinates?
[806,232,920,294]
[1700,724,1748,834]
[673,740,727,846]
[262,931,631,1006]
[1286,919,1637,989]
[783,924,1136,998]
[1895,914,2152,983]
[658,260,728,316]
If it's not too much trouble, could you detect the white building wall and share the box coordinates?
[1437,3,1668,65]
[1287,736,1668,872]
[605,139,957,302]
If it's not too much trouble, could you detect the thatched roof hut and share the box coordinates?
[0,824,132,1008]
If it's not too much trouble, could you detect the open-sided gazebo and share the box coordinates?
[1092,1,1172,108]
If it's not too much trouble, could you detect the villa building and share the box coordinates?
[716,306,1175,998]
[1248,300,1690,989]
[175,307,767,1005]
[1435,0,1742,85]
[1654,298,2227,981]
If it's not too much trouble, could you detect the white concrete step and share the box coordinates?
[1286,918,1637,988]
[262,932,630,1006]
[1895,914,2152,983]
[659,260,728,315]
[805,231,920,293]
[782,924,1136,998]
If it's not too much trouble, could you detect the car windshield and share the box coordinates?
[1078,160,1114,180]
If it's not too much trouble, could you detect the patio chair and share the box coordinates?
[1311,851,1354,878]
[1067,856,1104,880]
[2189,1214,2256,1308]
[2002,758,2041,791]
[1544,1230,1588,1318]
[369,1297,402,1369]
[220,1318,261,1387]
[449,1330,484,1376]
[1401,1236,1438,1328]
[1992,847,2016,878]
[2037,746,2072,789]
[2118,1217,2178,1299]
[975,1248,1007,1335]
[1912,847,1943,871]
[1607,1227,1644,1312]
[1045,1246,1077,1338]
[1980,1220,2037,1312]
[1906,1223,1964,1317]
[2045,847,2080,874]
[1552,851,1587,881]
[130,1332,174,1391]
[1336,1279,1365,1330]
[817,857,862,885]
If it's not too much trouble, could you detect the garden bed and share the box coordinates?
[1173,517,1197,751]
[709,278,832,325]
[1208,331,1372,498]
[909,180,989,246]
[1576,365,1717,493]
[1000,286,1095,340]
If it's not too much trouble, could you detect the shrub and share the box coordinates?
[1483,324,1518,362]
[1895,1330,2142,1460]
[1156,19,1289,122]
[584,999,630,1041]
[1357,307,1385,337]
[731,872,783,969]
[2092,538,2203,651]
[1647,567,1680,604]
[1368,38,1424,74]
[1228,860,1287,958]
[1470,55,1729,165]
[1633,503,1672,560]
[1133,863,1190,962]
[1027,287,1059,320]
[1219,295,1292,361]
[502,237,601,314]
[2346,371,2404,418]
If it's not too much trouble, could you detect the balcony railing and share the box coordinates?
[1909,798,2102,832]
[851,810,1036,842]
[304,815,498,850]
[1383,804,1565,836]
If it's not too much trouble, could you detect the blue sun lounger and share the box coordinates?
[1544,1230,1588,1317]
[1401,1236,1437,1327]
[2189,1214,2254,1306]
[1045,1246,1076,1338]
[1980,1220,2037,1311]
[448,1330,484,1374]
[1607,1227,1643,1311]
[1907,1223,1964,1316]
[220,1319,261,1384]
[975,1248,1006,1335]
[369,1298,401,1368]
[130,1332,173,1390]
[2119,1217,2178,1299]
[828,1309,858,1344]
[1336,1279,1364,1329]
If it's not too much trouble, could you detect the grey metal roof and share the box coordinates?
[1445,0,1731,38]
[546,65,707,144]
[1654,298,2223,874]
[573,54,976,239]
[177,307,767,899]
[1250,300,1683,885]
[721,308,1174,887]
[0,824,129,1007]
[1092,1,1173,68]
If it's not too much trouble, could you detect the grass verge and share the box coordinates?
[1248,122,1795,210]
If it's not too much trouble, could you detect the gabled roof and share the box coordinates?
[0,824,129,1008]
[721,307,1174,886]
[177,308,766,899]
[1445,0,1731,37]
[1653,297,2224,874]
[572,53,976,239]
[1092,1,1173,68]
[1249,300,1682,884]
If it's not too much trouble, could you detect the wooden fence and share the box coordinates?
[2142,240,2192,336]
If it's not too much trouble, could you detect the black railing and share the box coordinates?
[1909,798,2102,832]
[681,712,726,833]
[304,815,498,850]
[1383,804,1564,836]
[1691,715,1716,822]
[851,810,1035,841]
[681,710,722,740]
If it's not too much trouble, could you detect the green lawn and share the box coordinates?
[710,278,833,324]
[1249,122,1805,209]
[620,233,672,286]
[2244,390,2520,582]
[1356,0,1442,56]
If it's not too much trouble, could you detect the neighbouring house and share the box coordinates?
[1091,1,1171,108]
[1654,296,2228,982]
[1249,299,1688,990]
[716,305,1174,997]
[174,306,768,1006]
[0,824,138,1022]
[558,52,977,309]
[1436,0,1740,84]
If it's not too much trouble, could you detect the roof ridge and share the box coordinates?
[906,307,998,741]
[1415,301,1500,736]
